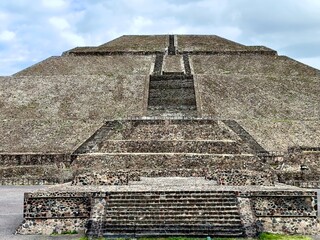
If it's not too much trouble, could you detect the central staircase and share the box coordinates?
[98,190,244,237]
[73,35,263,238]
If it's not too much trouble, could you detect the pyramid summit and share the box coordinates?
[0,34,319,237]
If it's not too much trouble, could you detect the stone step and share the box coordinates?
[149,79,194,89]
[105,210,240,215]
[99,140,244,154]
[103,232,244,238]
[107,202,238,208]
[103,223,243,229]
[107,203,238,209]
[108,190,237,196]
[146,110,198,118]
[107,204,239,209]
[162,72,185,75]
[107,197,237,202]
[147,105,197,111]
[149,88,195,99]
[148,96,196,107]
[106,220,242,226]
[108,194,236,200]
[150,74,193,81]
[104,219,242,225]
[105,214,240,219]
[102,225,244,237]
[109,195,237,200]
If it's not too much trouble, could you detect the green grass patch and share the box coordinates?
[140,238,204,240]
[139,237,249,240]
[259,232,312,240]
[51,230,78,235]
[78,237,106,240]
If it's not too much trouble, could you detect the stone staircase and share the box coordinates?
[148,36,196,116]
[148,74,196,114]
[98,191,244,237]
[168,34,176,55]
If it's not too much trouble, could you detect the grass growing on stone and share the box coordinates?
[51,230,78,235]
[258,232,312,240]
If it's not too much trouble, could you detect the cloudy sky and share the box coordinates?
[0,0,320,75]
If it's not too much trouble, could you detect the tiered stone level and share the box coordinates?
[0,154,72,185]
[17,178,319,237]
[71,119,259,178]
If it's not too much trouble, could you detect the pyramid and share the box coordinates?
[0,35,319,237]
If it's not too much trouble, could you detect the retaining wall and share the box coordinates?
[0,154,73,185]
[17,190,319,236]
[214,170,275,186]
[0,154,71,167]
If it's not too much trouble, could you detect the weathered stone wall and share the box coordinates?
[237,197,258,237]
[214,170,275,186]
[99,140,244,154]
[0,154,71,166]
[23,195,91,219]
[73,154,259,171]
[238,191,319,236]
[17,218,87,235]
[257,217,320,235]
[17,192,91,235]
[0,178,57,185]
[278,170,320,188]
[0,154,73,185]
[260,148,320,188]
[285,148,320,171]
[71,172,131,186]
[86,192,108,237]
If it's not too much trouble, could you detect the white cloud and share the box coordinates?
[0,30,15,41]
[41,0,68,9]
[131,16,153,33]
[0,0,320,74]
[0,12,8,22]
[61,31,85,46]
[49,17,70,30]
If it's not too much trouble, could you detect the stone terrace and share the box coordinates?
[66,35,168,54]
[17,178,319,237]
[14,55,154,76]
